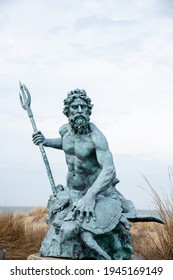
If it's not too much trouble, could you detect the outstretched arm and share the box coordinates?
[32,124,68,150]
[32,131,62,149]
[44,137,62,149]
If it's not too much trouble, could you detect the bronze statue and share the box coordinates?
[20,85,164,260]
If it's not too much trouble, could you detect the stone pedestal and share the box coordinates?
[130,254,145,260]
[27,253,145,260]
[27,253,64,260]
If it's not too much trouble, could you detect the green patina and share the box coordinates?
[33,89,135,259]
[20,85,164,260]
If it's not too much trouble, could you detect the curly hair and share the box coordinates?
[63,88,93,117]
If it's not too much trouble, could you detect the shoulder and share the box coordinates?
[59,123,69,137]
[89,122,109,150]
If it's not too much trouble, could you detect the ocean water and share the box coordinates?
[0,206,161,218]
[0,206,36,213]
[136,209,161,219]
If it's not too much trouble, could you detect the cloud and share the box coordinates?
[47,25,68,35]
[74,15,135,31]
[0,0,173,209]
[114,152,172,209]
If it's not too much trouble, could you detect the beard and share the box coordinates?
[69,115,90,134]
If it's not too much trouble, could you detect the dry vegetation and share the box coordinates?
[0,178,173,259]
[0,207,48,260]
[131,174,173,260]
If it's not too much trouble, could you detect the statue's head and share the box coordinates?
[63,89,93,134]
[63,89,93,117]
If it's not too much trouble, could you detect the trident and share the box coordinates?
[19,82,57,196]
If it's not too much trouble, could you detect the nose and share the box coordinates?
[78,105,82,113]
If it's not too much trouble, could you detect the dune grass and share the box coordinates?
[0,207,48,260]
[0,176,172,259]
[130,172,173,260]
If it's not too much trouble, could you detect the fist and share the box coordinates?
[32,131,45,145]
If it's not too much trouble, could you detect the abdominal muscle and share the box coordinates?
[65,150,102,194]
[66,167,101,194]
[65,171,94,204]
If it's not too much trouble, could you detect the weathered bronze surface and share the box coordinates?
[20,86,164,260]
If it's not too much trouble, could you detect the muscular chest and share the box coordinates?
[62,133,94,159]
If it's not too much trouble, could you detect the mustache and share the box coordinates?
[74,114,87,121]
[70,114,88,122]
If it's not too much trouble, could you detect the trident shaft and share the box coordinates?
[19,82,57,195]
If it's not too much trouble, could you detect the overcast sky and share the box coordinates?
[1,0,173,210]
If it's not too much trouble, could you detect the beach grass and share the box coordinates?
[0,207,48,260]
[0,180,172,259]
[131,172,173,260]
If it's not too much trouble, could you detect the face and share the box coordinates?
[68,98,90,133]
[69,98,88,117]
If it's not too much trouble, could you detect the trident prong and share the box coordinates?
[19,81,31,110]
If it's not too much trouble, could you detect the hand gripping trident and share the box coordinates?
[19,82,57,196]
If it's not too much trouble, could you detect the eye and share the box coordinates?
[71,105,78,109]
[81,105,87,109]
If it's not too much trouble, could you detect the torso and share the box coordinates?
[62,124,101,193]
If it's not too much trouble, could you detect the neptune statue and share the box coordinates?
[19,84,164,260]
